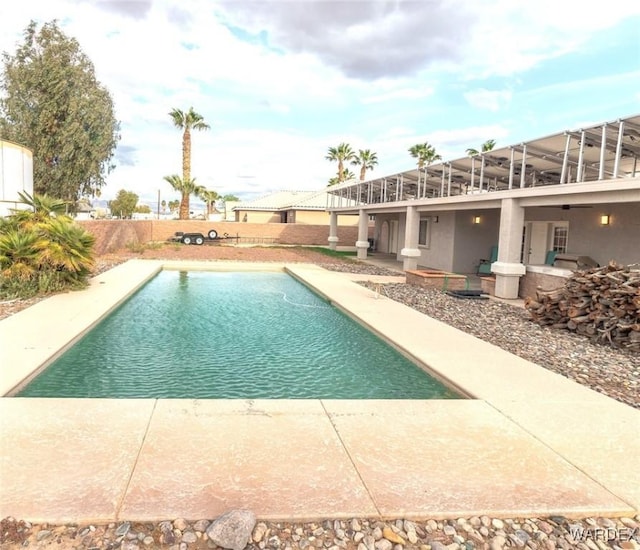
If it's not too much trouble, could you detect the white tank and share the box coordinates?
[0,139,34,217]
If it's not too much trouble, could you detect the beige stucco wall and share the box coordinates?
[452,209,501,274]
[234,210,282,223]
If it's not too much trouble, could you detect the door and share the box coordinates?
[526,222,549,264]
[389,220,398,254]
[378,221,389,252]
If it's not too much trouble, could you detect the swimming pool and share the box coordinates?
[17,270,460,399]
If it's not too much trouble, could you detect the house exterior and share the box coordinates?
[234,189,359,225]
[0,139,33,217]
[326,114,640,299]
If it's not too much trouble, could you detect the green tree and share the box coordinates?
[169,107,209,219]
[134,204,151,214]
[163,175,204,220]
[351,149,378,181]
[326,143,355,182]
[408,142,441,169]
[466,139,496,156]
[0,192,94,298]
[168,200,180,213]
[108,189,138,219]
[0,21,119,202]
[198,189,220,219]
[222,194,240,202]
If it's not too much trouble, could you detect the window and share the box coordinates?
[552,225,568,253]
[418,217,430,247]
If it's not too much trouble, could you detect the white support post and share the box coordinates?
[577,130,585,183]
[480,155,485,191]
[401,205,421,271]
[560,134,571,184]
[355,209,370,260]
[508,148,514,189]
[447,164,452,196]
[614,120,624,178]
[440,170,445,197]
[599,123,607,181]
[399,174,403,200]
[519,144,527,188]
[328,211,339,250]
[470,157,475,193]
[492,198,526,299]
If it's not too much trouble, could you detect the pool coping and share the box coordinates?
[0,259,638,522]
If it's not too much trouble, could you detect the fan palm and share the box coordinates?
[351,149,378,181]
[326,143,356,182]
[169,107,210,219]
[408,142,441,169]
[466,139,496,157]
[198,189,220,219]
[164,175,205,220]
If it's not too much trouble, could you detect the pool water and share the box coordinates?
[18,271,460,399]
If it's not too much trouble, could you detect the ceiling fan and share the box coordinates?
[539,204,593,209]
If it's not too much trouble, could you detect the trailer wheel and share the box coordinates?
[195,236,204,245]
[208,229,218,239]
[182,236,192,245]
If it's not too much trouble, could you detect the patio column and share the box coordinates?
[492,198,526,299]
[401,205,421,271]
[328,211,339,250]
[356,209,370,259]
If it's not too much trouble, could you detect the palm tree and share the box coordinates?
[169,107,210,218]
[408,142,441,169]
[351,149,378,181]
[466,139,496,157]
[198,189,220,219]
[164,175,205,220]
[326,143,356,182]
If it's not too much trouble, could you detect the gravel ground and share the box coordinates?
[1,245,638,549]
[2,515,639,550]
[361,282,639,410]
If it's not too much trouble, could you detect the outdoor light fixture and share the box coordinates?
[473,216,481,224]
[600,214,610,226]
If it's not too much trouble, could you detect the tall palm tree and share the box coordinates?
[164,175,205,220]
[408,142,441,169]
[198,189,220,219]
[351,149,378,181]
[466,139,496,157]
[326,143,356,182]
[169,107,210,218]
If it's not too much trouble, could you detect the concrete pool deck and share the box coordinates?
[0,259,638,523]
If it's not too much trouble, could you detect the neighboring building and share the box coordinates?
[234,190,359,225]
[327,114,640,299]
[0,140,33,217]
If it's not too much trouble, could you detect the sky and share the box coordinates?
[1,0,639,208]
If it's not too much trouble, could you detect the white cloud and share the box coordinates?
[464,89,512,112]
[362,87,435,105]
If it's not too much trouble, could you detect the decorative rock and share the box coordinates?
[173,518,189,531]
[426,520,438,532]
[443,526,456,537]
[620,517,639,528]
[382,527,406,545]
[143,536,154,546]
[36,530,52,541]
[354,532,365,543]
[373,527,383,541]
[374,539,393,550]
[480,517,491,528]
[363,534,376,550]
[206,510,257,550]
[620,542,640,550]
[428,542,447,550]
[182,531,198,544]
[121,542,139,550]
[194,519,211,533]
[491,519,504,530]
[253,523,269,543]
[352,519,362,532]
[489,535,506,550]
[116,522,131,537]
[538,521,554,534]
